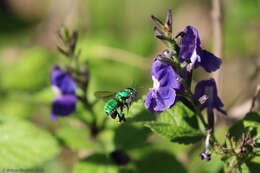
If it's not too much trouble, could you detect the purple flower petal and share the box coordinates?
[179,26,201,63]
[51,66,76,95]
[194,78,226,115]
[51,95,77,120]
[179,26,221,72]
[200,50,222,73]
[152,58,181,89]
[154,87,176,112]
[144,90,157,113]
[145,87,176,113]
[50,65,77,120]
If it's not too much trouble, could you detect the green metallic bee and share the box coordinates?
[95,88,138,122]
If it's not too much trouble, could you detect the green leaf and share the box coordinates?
[247,161,260,172]
[114,124,151,150]
[229,112,260,138]
[144,102,203,144]
[227,112,260,164]
[243,112,260,127]
[73,154,118,173]
[134,150,187,173]
[239,163,250,173]
[55,126,94,150]
[0,116,60,168]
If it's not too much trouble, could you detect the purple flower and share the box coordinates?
[145,56,181,113]
[200,130,211,161]
[179,26,222,72]
[50,66,77,120]
[194,78,226,115]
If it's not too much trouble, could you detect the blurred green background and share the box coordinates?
[0,0,260,172]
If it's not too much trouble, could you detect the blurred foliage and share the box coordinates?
[0,0,260,172]
[0,116,59,168]
[0,47,55,91]
[224,0,260,58]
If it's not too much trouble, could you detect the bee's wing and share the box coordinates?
[94,91,115,101]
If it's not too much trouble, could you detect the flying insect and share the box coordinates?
[95,88,138,122]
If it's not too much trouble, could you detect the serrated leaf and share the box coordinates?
[73,154,118,173]
[144,102,203,144]
[55,126,94,150]
[0,116,60,168]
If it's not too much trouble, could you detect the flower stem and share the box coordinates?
[188,89,208,130]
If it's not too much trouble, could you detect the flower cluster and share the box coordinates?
[145,9,225,115]
[145,9,226,161]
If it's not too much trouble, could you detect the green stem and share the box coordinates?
[167,37,208,130]
[187,89,208,130]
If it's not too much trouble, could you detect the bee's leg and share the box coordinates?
[125,103,129,112]
[118,106,126,122]
[111,110,118,119]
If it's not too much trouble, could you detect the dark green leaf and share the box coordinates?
[114,124,151,150]
[134,151,186,173]
[247,161,260,172]
[144,102,203,144]
[229,112,260,138]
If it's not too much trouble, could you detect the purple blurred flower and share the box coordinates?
[179,26,222,72]
[50,65,77,120]
[145,56,181,113]
[194,78,226,115]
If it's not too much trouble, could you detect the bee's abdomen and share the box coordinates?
[104,98,119,115]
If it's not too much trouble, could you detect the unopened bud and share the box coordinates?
[165,9,172,33]
[153,26,165,40]
[151,15,164,27]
